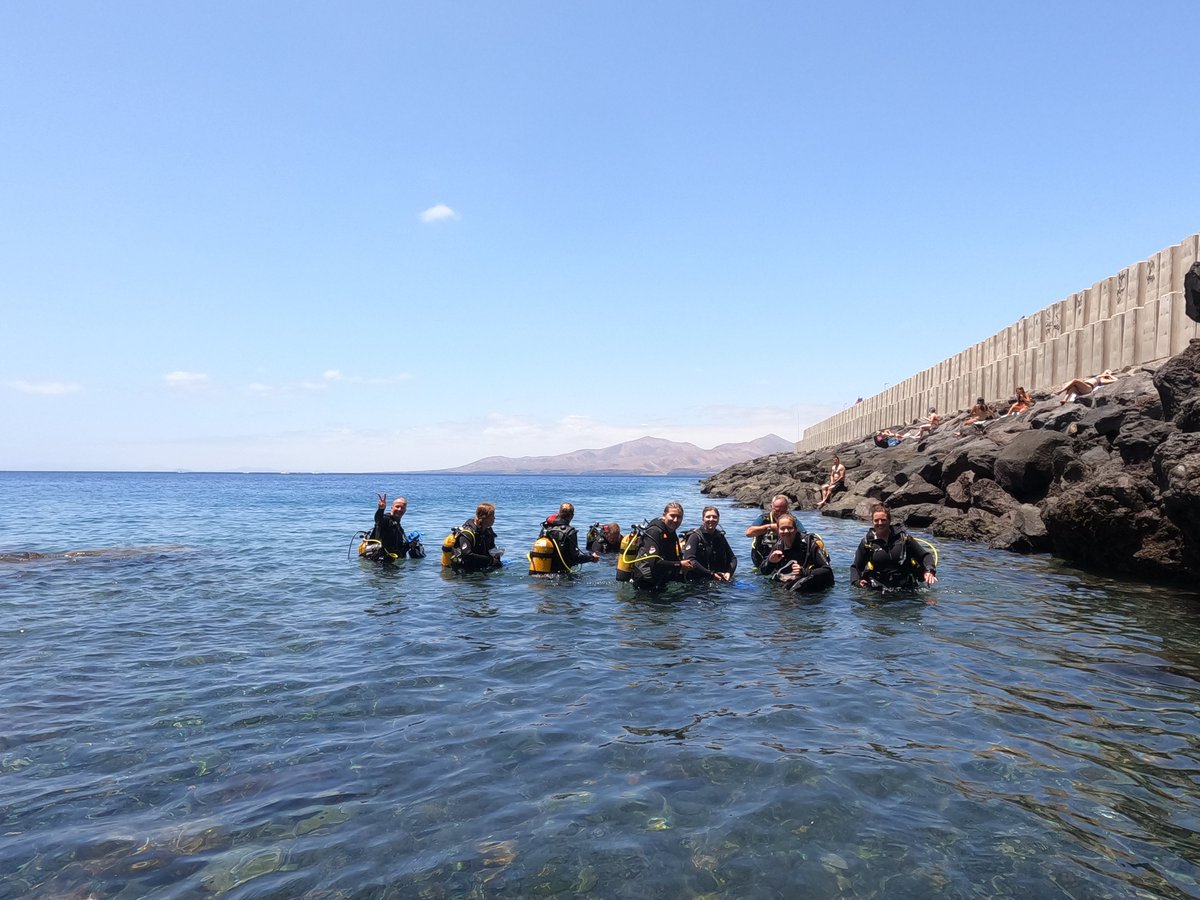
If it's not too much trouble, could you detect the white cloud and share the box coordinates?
[323,370,343,381]
[418,204,459,223]
[163,371,209,388]
[7,380,82,396]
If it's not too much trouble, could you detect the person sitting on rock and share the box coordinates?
[1056,370,1117,405]
[962,397,996,427]
[1006,386,1032,416]
[906,407,941,440]
[816,455,847,508]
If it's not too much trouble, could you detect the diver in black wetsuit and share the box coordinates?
[630,501,692,592]
[364,493,410,561]
[757,514,833,593]
[682,506,737,582]
[451,502,503,572]
[746,495,793,571]
[850,504,937,589]
[539,503,599,572]
[587,522,623,555]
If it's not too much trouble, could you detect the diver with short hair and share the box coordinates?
[361,493,410,561]
[536,503,599,573]
[745,495,793,570]
[451,502,503,572]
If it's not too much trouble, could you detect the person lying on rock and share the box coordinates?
[1056,370,1116,404]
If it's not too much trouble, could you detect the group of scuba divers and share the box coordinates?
[357,492,939,596]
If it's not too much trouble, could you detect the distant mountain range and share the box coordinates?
[429,434,795,476]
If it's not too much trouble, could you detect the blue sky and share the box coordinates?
[3,2,1197,472]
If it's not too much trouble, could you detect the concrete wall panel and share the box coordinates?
[796,236,1200,451]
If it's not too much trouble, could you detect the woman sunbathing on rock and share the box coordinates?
[1056,370,1116,404]
[1006,386,1032,416]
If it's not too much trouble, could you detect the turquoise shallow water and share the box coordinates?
[2,471,1200,898]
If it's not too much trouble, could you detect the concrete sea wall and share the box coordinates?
[798,234,1200,452]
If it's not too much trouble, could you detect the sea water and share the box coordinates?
[1,471,1199,898]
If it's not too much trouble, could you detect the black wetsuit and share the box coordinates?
[372,508,410,557]
[682,528,738,581]
[587,528,622,555]
[758,532,834,592]
[850,527,935,589]
[540,516,592,572]
[630,517,682,592]
[452,518,500,572]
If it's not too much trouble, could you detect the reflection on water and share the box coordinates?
[1,471,1199,897]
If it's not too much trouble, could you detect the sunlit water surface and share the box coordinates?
[2,472,1199,898]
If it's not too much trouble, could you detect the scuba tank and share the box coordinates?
[440,528,460,568]
[528,536,556,574]
[615,523,644,582]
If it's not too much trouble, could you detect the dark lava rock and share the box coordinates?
[930,507,1004,544]
[894,455,943,488]
[1186,261,1200,322]
[1154,430,1200,573]
[1041,460,1188,579]
[945,471,974,509]
[970,478,1019,517]
[1112,417,1176,464]
[941,441,1000,484]
[1073,404,1137,438]
[1081,371,1162,419]
[994,430,1072,501]
[893,503,952,530]
[1154,339,1200,425]
[889,474,945,507]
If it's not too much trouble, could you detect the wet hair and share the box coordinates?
[701,506,719,518]
[603,522,621,540]
[775,513,797,530]
[663,501,684,516]
[869,503,890,521]
[476,502,496,521]
[558,502,574,522]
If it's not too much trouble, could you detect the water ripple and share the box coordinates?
[3,472,1200,897]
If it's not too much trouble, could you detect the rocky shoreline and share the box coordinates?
[702,340,1200,584]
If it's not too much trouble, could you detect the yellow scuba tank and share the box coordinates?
[440,531,458,568]
[616,531,638,582]
[528,536,555,574]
